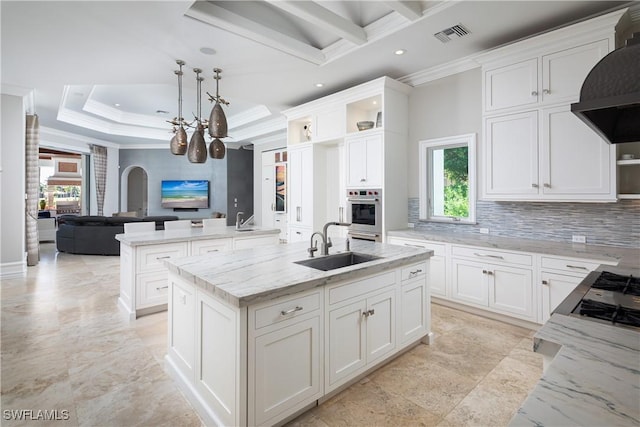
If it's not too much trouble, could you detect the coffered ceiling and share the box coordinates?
[0,1,633,148]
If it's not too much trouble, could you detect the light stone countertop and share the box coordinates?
[387,229,640,268]
[510,314,640,426]
[115,226,280,246]
[163,239,432,307]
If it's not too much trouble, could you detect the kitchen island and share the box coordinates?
[115,226,280,319]
[163,239,432,426]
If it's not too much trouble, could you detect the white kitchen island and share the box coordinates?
[115,226,280,320]
[163,239,432,427]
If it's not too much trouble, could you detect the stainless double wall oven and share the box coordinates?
[346,189,382,242]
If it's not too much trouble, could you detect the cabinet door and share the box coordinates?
[451,259,488,306]
[252,316,321,426]
[484,111,539,197]
[346,137,367,187]
[137,271,170,308]
[168,277,196,378]
[400,279,427,345]
[488,264,534,321]
[191,238,233,256]
[540,272,583,323]
[327,300,366,389]
[484,58,538,111]
[366,288,396,365]
[288,147,313,227]
[364,133,383,187]
[541,105,613,197]
[429,255,447,298]
[541,39,609,105]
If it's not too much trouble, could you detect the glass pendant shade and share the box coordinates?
[208,102,228,138]
[187,123,207,163]
[170,125,188,155]
[209,138,226,159]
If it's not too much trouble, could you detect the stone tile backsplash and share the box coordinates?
[408,198,640,248]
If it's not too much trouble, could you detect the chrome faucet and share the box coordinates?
[322,221,351,255]
[307,231,324,258]
[236,212,255,230]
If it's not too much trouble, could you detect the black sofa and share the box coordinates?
[56,215,179,255]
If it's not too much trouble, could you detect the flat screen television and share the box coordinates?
[161,180,209,209]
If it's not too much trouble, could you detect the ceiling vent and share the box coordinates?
[434,24,470,43]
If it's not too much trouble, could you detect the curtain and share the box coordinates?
[90,144,107,216]
[25,114,39,266]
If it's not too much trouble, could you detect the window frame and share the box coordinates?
[418,133,477,224]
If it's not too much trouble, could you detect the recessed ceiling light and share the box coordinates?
[373,100,377,105]
[315,83,324,88]
[200,47,216,55]
[394,49,407,55]
[114,103,121,107]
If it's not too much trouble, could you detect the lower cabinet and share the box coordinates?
[540,272,582,323]
[387,237,447,298]
[288,226,311,243]
[399,263,429,345]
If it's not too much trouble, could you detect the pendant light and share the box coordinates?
[170,60,187,155]
[208,68,229,139]
[209,138,226,159]
[187,68,207,163]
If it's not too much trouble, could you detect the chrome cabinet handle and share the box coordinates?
[531,183,539,188]
[296,206,301,222]
[531,91,538,96]
[360,178,366,182]
[156,255,171,260]
[339,207,344,222]
[207,249,219,253]
[544,183,551,188]
[566,265,588,270]
[542,280,549,285]
[281,306,303,316]
[482,270,494,275]
[474,253,504,260]
[543,89,550,94]
[156,285,169,290]
[271,203,275,211]
[409,269,423,277]
[362,309,375,317]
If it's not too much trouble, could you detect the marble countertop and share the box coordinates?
[164,239,432,307]
[510,314,640,426]
[115,226,280,246]
[388,229,640,268]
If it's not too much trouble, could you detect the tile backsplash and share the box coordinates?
[408,198,640,248]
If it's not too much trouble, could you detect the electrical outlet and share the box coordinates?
[572,235,586,243]
[408,223,415,228]
[480,228,489,234]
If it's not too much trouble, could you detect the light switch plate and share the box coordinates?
[572,235,586,243]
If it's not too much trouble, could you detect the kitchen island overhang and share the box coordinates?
[163,239,433,427]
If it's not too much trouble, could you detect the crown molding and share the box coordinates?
[83,96,168,129]
[228,105,272,128]
[399,56,480,87]
[229,115,287,143]
[39,126,120,152]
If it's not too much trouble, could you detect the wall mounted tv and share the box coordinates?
[161,180,209,209]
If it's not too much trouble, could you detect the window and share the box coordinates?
[419,133,476,223]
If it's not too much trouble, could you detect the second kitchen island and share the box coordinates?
[163,239,432,426]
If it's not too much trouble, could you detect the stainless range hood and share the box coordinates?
[571,32,640,144]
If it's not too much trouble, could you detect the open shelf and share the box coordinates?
[346,95,382,134]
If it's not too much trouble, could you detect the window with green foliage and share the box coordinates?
[419,134,476,223]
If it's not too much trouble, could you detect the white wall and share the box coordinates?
[407,68,482,198]
[1,94,27,276]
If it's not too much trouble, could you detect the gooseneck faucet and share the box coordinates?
[235,211,244,230]
[306,222,352,257]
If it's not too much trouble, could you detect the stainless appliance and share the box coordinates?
[554,270,640,329]
[346,188,382,242]
[571,32,640,144]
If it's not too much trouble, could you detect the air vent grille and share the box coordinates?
[434,24,471,43]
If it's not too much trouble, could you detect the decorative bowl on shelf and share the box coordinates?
[357,121,374,131]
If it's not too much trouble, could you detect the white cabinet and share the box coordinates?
[248,290,323,426]
[191,238,233,255]
[399,263,429,345]
[167,275,196,379]
[484,39,610,112]
[387,237,447,298]
[288,146,313,228]
[234,234,279,250]
[451,246,535,322]
[539,255,600,322]
[325,271,398,392]
[261,154,275,229]
[288,225,311,244]
[345,131,383,188]
[483,107,615,201]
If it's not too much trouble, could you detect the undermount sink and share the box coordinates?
[294,252,381,271]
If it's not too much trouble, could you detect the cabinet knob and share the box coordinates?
[543,89,550,95]
[531,183,539,188]
[544,183,551,188]
[542,280,549,285]
[360,178,366,182]
[531,91,538,96]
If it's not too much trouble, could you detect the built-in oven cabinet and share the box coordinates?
[345,131,383,188]
[538,255,601,323]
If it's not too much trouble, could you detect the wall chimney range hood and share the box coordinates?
[571,32,640,144]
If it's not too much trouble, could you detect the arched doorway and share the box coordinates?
[120,165,148,217]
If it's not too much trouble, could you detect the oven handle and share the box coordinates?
[348,231,381,240]
[347,198,379,203]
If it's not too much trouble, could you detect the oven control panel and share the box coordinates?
[347,188,381,199]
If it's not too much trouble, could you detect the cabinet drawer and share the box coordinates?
[137,242,188,273]
[401,262,427,281]
[234,234,279,250]
[191,238,232,256]
[253,290,321,330]
[452,245,532,266]
[328,271,396,306]
[137,272,169,308]
[388,237,446,256]
[540,256,599,275]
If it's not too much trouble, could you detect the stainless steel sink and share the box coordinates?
[294,252,381,271]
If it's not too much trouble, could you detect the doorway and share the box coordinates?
[121,166,148,217]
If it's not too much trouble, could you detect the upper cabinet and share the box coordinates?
[478,9,624,202]
[345,131,383,188]
[484,39,610,113]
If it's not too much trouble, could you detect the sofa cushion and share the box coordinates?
[70,216,108,226]
[106,217,142,226]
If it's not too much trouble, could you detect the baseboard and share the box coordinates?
[117,297,136,321]
[432,298,541,330]
[0,260,26,278]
